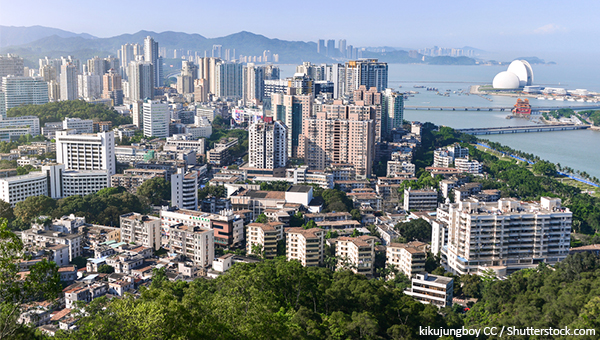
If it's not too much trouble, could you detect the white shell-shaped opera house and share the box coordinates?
[507,60,534,87]
[492,71,521,89]
[492,60,534,89]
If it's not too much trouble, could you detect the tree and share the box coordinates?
[0,201,14,222]
[98,264,115,274]
[198,185,225,201]
[350,209,361,221]
[289,211,304,228]
[0,219,61,339]
[70,256,87,269]
[302,220,317,230]
[255,213,268,223]
[533,160,557,176]
[251,244,264,259]
[394,218,432,242]
[13,195,56,224]
[136,177,171,205]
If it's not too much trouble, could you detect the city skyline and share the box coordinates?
[1,0,599,62]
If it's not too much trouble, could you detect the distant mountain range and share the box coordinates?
[0,25,481,67]
[0,25,96,47]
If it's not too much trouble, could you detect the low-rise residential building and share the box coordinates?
[437,197,572,276]
[21,228,83,261]
[454,157,482,174]
[119,213,162,250]
[160,209,244,248]
[105,253,145,274]
[404,273,454,308]
[335,236,377,277]
[387,161,416,178]
[166,223,214,267]
[403,188,438,211]
[453,182,483,202]
[212,254,234,272]
[386,241,428,278]
[64,282,108,309]
[246,222,283,259]
[111,172,160,193]
[171,168,198,210]
[285,166,334,189]
[286,227,325,267]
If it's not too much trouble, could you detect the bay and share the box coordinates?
[278,63,600,179]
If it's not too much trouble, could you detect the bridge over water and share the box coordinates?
[458,124,590,135]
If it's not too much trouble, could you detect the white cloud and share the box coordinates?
[533,24,566,34]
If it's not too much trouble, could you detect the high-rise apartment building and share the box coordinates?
[119,43,142,80]
[39,57,63,82]
[102,69,123,105]
[215,61,243,98]
[77,73,101,100]
[248,120,287,169]
[436,197,572,277]
[212,45,222,58]
[56,130,116,175]
[196,57,219,96]
[338,39,347,56]
[128,61,154,101]
[264,64,280,80]
[271,93,312,158]
[39,64,58,83]
[143,36,162,87]
[317,40,325,54]
[142,99,169,138]
[0,54,24,77]
[60,63,78,101]
[353,85,382,142]
[242,63,265,105]
[345,59,388,95]
[87,56,106,78]
[303,104,376,178]
[382,88,404,140]
[326,40,335,57]
[1,76,49,113]
[171,168,198,210]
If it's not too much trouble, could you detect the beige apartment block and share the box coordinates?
[286,227,325,267]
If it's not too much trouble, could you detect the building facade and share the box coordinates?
[55,131,116,176]
[248,120,287,169]
[120,213,162,250]
[437,197,572,276]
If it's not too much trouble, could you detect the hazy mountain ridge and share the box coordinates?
[0,26,481,66]
[1,28,332,64]
[0,25,96,48]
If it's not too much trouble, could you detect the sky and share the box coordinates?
[1,0,599,61]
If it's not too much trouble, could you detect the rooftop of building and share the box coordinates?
[415,273,453,285]
[239,190,286,200]
[121,213,159,222]
[246,223,278,232]
[287,185,312,193]
[286,227,324,238]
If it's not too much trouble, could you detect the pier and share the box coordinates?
[458,124,589,135]
[405,105,600,111]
